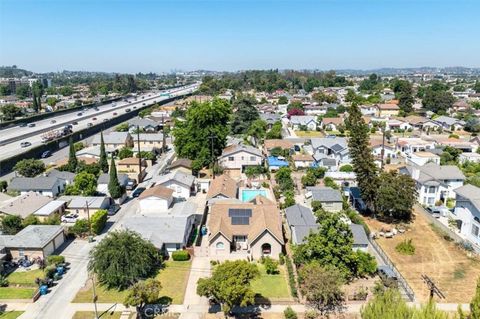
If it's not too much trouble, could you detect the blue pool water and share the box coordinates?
[241,189,267,202]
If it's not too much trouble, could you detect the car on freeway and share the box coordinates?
[72,121,78,125]
[77,112,83,116]
[125,108,131,112]
[50,120,56,124]
[102,119,108,122]
[131,187,146,198]
[28,123,36,127]
[41,150,52,158]
[92,117,97,120]
[113,112,117,116]
[20,141,32,147]
[142,96,145,99]
[87,123,93,127]
[133,106,137,109]
[61,214,79,223]
[19,123,28,127]
[94,107,99,111]
[142,103,146,106]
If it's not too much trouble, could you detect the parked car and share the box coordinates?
[41,150,52,158]
[131,187,146,198]
[133,106,137,109]
[50,120,56,124]
[61,214,79,223]
[126,179,137,191]
[426,206,443,218]
[77,112,82,116]
[20,141,31,147]
[94,107,99,111]
[28,123,36,127]
[102,119,108,122]
[108,204,120,216]
[72,121,78,125]
[142,103,146,106]
[378,266,398,288]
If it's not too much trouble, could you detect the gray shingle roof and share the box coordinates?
[92,132,131,145]
[455,184,480,212]
[405,163,465,184]
[285,204,317,226]
[350,223,369,246]
[128,117,159,128]
[307,187,343,202]
[9,176,61,192]
[46,169,76,184]
[155,171,195,187]
[97,173,129,186]
[3,225,63,249]
[290,115,316,125]
[311,137,347,151]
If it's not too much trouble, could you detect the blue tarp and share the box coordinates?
[267,156,289,167]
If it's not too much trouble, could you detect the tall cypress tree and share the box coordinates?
[32,91,38,113]
[67,137,78,172]
[345,103,378,212]
[108,157,123,199]
[99,132,109,173]
[37,95,42,111]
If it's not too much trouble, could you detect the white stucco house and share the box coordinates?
[406,151,440,167]
[454,185,480,248]
[290,115,317,131]
[154,171,195,199]
[218,144,264,171]
[138,185,174,213]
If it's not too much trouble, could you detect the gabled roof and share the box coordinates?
[169,158,192,170]
[376,103,400,110]
[307,187,343,202]
[220,144,263,158]
[127,117,159,128]
[290,115,317,125]
[285,204,317,227]
[208,201,284,246]
[404,162,465,184]
[454,184,480,212]
[92,132,131,145]
[311,137,347,151]
[46,169,76,184]
[59,196,110,209]
[206,174,237,200]
[139,185,174,200]
[350,224,369,246]
[9,176,61,192]
[155,170,195,188]
[0,192,52,218]
[97,173,129,186]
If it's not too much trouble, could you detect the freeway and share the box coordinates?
[0,83,198,161]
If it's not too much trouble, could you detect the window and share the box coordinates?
[250,156,256,161]
[261,243,272,255]
[428,186,436,194]
[176,243,181,249]
[472,225,479,237]
[427,197,435,205]
[228,156,234,161]
[19,249,25,257]
[216,242,225,249]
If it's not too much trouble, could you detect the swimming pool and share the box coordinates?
[241,189,267,202]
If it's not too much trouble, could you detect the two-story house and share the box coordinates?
[311,137,350,169]
[454,185,480,248]
[218,144,264,172]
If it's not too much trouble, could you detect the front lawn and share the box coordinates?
[295,131,324,137]
[251,264,291,300]
[73,260,191,304]
[0,312,24,319]
[0,287,36,299]
[7,269,44,287]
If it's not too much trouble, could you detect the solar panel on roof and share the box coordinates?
[228,208,252,217]
[231,216,250,225]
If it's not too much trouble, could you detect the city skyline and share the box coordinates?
[1,0,480,72]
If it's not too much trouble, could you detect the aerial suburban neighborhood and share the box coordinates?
[1,1,480,319]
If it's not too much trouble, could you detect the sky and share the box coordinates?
[0,0,479,73]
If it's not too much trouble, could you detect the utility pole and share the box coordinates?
[161,115,167,154]
[209,134,217,180]
[381,123,386,170]
[136,125,143,182]
[85,200,92,237]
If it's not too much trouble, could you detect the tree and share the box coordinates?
[474,81,480,94]
[422,88,456,114]
[359,74,381,92]
[124,278,162,319]
[0,180,7,192]
[231,95,259,135]
[275,167,294,192]
[440,146,462,165]
[88,230,161,289]
[0,84,10,96]
[22,215,39,228]
[118,147,134,160]
[278,96,288,105]
[67,137,78,172]
[173,98,232,169]
[288,100,304,111]
[345,103,378,211]
[116,123,129,132]
[64,171,97,196]
[293,212,357,278]
[99,132,109,173]
[32,91,39,113]
[90,209,108,235]
[1,215,23,235]
[471,278,480,319]
[361,288,412,319]
[287,108,305,118]
[14,158,45,177]
[266,121,282,139]
[15,84,30,99]
[246,119,267,144]
[392,79,414,114]
[108,157,124,199]
[375,171,417,221]
[298,263,345,315]
[197,260,259,315]
[1,104,23,121]
[339,164,353,172]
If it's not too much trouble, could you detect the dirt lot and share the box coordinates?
[363,208,480,302]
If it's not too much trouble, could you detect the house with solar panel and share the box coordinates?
[207,196,284,260]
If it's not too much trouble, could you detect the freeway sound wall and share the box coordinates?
[0,95,187,176]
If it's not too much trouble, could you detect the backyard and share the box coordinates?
[0,312,24,319]
[363,207,480,302]
[73,260,191,304]
[251,264,291,301]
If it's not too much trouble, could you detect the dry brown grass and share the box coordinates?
[363,207,480,302]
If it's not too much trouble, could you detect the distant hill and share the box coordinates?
[0,65,33,78]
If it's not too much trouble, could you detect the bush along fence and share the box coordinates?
[369,238,415,302]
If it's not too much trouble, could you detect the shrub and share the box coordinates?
[395,239,415,255]
[339,164,353,172]
[70,219,90,237]
[0,275,9,287]
[304,310,318,319]
[91,209,108,235]
[285,255,298,298]
[263,256,279,274]
[172,250,190,261]
[44,265,56,279]
[47,255,65,266]
[279,253,285,265]
[283,306,297,319]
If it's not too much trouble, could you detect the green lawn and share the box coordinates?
[251,264,291,299]
[72,311,122,319]
[7,269,44,287]
[0,287,36,299]
[295,131,324,137]
[73,260,191,304]
[0,312,24,319]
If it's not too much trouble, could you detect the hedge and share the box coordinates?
[47,255,65,266]
[172,250,190,261]
[91,209,108,235]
